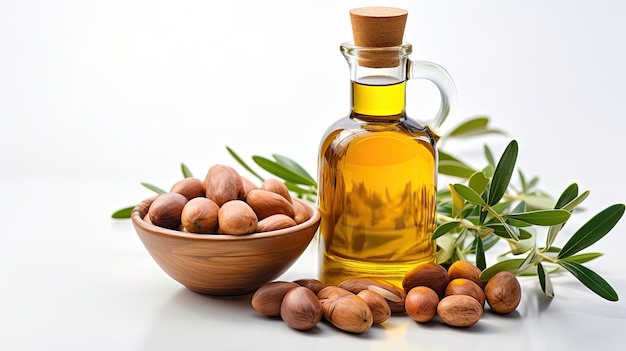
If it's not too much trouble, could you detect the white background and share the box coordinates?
[1,0,625,350]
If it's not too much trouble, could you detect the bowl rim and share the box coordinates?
[131,195,320,241]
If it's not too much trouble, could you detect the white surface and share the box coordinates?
[1,1,625,350]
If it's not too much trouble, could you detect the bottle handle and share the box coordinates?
[407,60,457,130]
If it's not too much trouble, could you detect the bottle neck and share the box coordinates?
[351,75,406,117]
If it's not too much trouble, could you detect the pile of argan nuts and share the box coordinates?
[251,261,521,333]
[146,164,310,234]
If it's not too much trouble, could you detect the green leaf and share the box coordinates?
[225,146,265,183]
[486,222,520,241]
[518,169,528,193]
[554,183,579,209]
[111,205,135,219]
[537,262,554,298]
[480,231,500,251]
[438,150,456,161]
[252,156,317,186]
[488,140,518,206]
[505,229,535,254]
[545,224,561,251]
[480,258,526,281]
[448,184,465,217]
[561,190,590,211]
[518,245,540,272]
[527,176,540,191]
[432,221,461,240]
[453,184,486,206]
[558,260,618,301]
[522,195,556,210]
[558,204,625,259]
[141,182,166,194]
[545,187,588,249]
[445,116,505,139]
[560,252,603,264]
[439,160,476,179]
[272,154,316,185]
[474,234,486,270]
[181,163,193,178]
[504,209,571,226]
[484,144,495,167]
[435,234,457,264]
[284,182,317,197]
[468,171,489,195]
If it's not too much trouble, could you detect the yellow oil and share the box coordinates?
[318,78,438,288]
[352,79,405,116]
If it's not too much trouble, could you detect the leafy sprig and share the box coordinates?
[436,138,623,301]
[111,116,624,301]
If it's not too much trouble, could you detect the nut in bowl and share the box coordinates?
[131,195,320,296]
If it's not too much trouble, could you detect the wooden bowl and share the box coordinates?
[131,196,320,296]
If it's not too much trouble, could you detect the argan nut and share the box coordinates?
[317,286,354,301]
[484,271,521,314]
[437,295,483,327]
[338,278,406,313]
[402,262,450,298]
[256,214,297,232]
[170,177,206,200]
[246,189,295,219]
[445,278,486,307]
[405,286,439,323]
[148,192,188,229]
[261,178,292,204]
[218,200,258,235]
[448,260,486,289]
[204,164,245,206]
[251,281,299,317]
[241,176,259,200]
[292,200,311,224]
[357,290,391,324]
[323,295,373,333]
[294,279,326,295]
[280,286,323,331]
[181,197,220,234]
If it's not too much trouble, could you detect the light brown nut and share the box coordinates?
[241,176,259,200]
[251,281,299,317]
[217,200,258,235]
[323,295,373,334]
[280,286,323,331]
[204,164,245,206]
[148,192,188,229]
[357,290,391,324]
[484,271,521,314]
[292,200,311,224]
[402,262,450,298]
[445,278,486,307]
[293,279,326,295]
[317,286,353,301]
[338,278,406,313]
[448,260,486,289]
[405,286,439,323]
[170,177,206,200]
[261,178,292,204]
[181,197,220,234]
[246,189,295,220]
[437,295,483,327]
[256,214,297,232]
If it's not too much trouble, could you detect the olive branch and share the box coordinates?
[111,116,624,301]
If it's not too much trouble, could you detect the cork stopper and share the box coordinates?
[350,7,408,47]
[350,7,408,68]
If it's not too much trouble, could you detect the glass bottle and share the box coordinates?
[317,7,457,288]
